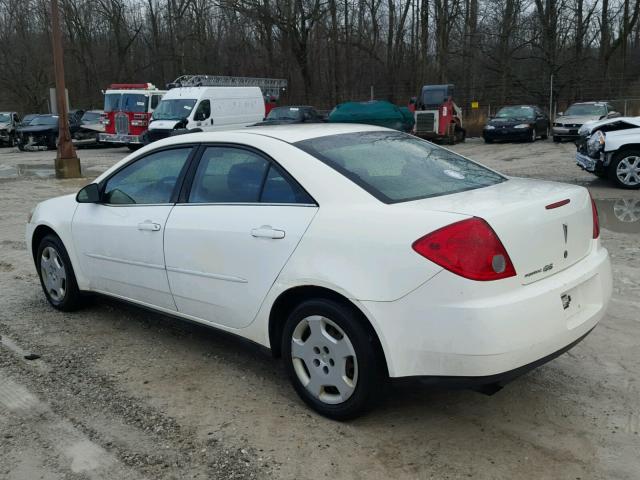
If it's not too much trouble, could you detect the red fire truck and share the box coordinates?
[411,84,465,144]
[99,83,166,150]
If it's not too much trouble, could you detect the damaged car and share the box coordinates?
[575,116,640,189]
[74,110,105,147]
[16,114,81,151]
[0,112,21,146]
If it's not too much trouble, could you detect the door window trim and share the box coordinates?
[97,144,200,207]
[176,143,318,207]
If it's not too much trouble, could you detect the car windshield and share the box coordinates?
[565,104,606,116]
[30,116,59,126]
[0,113,10,122]
[152,99,197,120]
[268,108,304,121]
[104,93,148,113]
[496,106,535,119]
[81,111,101,123]
[296,131,505,203]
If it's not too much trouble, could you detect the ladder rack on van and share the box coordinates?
[168,75,287,99]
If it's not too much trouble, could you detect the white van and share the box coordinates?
[146,86,264,142]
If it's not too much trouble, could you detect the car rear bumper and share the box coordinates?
[99,133,143,144]
[361,245,612,378]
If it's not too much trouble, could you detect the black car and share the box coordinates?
[254,106,324,126]
[482,105,550,143]
[16,114,81,151]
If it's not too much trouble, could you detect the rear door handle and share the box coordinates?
[138,221,161,231]
[251,226,285,239]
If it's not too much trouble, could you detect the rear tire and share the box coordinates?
[608,150,640,189]
[553,136,561,143]
[127,144,142,152]
[36,234,82,311]
[541,127,549,140]
[281,298,384,420]
[484,137,494,144]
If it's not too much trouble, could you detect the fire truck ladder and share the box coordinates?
[168,75,287,99]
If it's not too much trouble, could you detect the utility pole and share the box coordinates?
[51,0,80,179]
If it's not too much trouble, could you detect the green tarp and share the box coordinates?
[328,100,415,132]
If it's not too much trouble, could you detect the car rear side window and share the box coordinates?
[188,147,314,204]
[295,131,505,203]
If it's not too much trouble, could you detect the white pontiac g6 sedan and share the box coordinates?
[27,124,612,419]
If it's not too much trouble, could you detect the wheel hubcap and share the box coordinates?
[291,315,358,404]
[616,156,640,186]
[40,246,67,302]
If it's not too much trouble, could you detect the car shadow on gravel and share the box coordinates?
[88,294,558,423]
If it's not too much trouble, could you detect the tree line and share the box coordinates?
[0,0,639,114]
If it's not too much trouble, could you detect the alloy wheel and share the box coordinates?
[40,246,67,302]
[290,315,358,404]
[616,156,640,186]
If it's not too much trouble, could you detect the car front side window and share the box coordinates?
[103,147,192,205]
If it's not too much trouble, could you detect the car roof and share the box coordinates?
[240,123,388,143]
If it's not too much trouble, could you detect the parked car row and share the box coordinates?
[0,110,106,151]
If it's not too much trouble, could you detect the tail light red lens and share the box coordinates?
[412,217,516,281]
[590,192,600,239]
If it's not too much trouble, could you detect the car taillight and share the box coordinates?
[412,217,516,281]
[590,192,599,239]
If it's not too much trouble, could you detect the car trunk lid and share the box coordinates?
[408,178,594,284]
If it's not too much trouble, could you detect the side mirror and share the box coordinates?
[607,111,618,118]
[557,112,564,116]
[76,183,100,203]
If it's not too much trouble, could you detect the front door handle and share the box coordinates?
[138,221,161,231]
[251,226,285,239]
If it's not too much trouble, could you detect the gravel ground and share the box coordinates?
[0,138,638,480]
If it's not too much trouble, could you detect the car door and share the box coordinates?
[72,146,194,310]
[164,145,318,329]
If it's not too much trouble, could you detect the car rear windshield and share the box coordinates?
[296,131,505,203]
[268,107,304,121]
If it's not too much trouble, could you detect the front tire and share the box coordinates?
[608,150,640,189]
[528,128,536,142]
[282,299,384,420]
[36,234,82,311]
